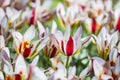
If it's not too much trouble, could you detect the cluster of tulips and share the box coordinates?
[0,0,120,80]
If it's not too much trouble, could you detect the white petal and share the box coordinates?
[42,0,52,10]
[92,57,105,66]
[56,3,65,19]
[3,63,13,74]
[31,40,40,54]
[74,26,82,41]
[81,35,91,47]
[0,71,4,80]
[11,11,21,23]
[0,35,5,48]
[0,16,8,29]
[68,66,76,79]
[31,55,39,66]
[92,76,98,80]
[1,47,10,62]
[57,62,66,75]
[49,69,67,80]
[31,66,47,80]
[51,20,57,34]
[6,7,13,19]
[79,60,91,79]
[2,0,10,6]
[93,60,103,78]
[0,8,5,21]
[10,30,23,50]
[50,58,59,69]
[15,54,27,76]
[37,21,45,35]
[109,48,118,64]
[64,25,70,40]
[110,31,119,49]
[24,25,36,41]
[37,37,49,52]
[115,56,120,75]
[101,74,113,80]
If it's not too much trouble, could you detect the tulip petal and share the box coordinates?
[1,47,11,62]
[51,20,57,34]
[0,71,4,80]
[6,7,14,19]
[30,65,47,80]
[81,35,91,47]
[15,54,27,77]
[37,21,45,35]
[114,56,120,76]
[109,48,118,66]
[1,16,8,30]
[2,0,10,7]
[74,26,82,42]
[68,66,76,79]
[92,17,97,33]
[10,30,23,53]
[101,74,113,80]
[92,57,105,66]
[31,55,39,66]
[0,35,5,48]
[11,11,21,23]
[110,31,119,49]
[24,25,36,41]
[0,8,5,21]
[37,37,49,52]
[64,25,70,40]
[66,36,74,56]
[50,45,57,58]
[79,60,91,79]
[93,60,103,79]
[116,16,120,31]
[57,62,66,75]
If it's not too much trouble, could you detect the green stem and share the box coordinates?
[65,56,70,77]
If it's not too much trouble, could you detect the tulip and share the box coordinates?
[92,27,119,59]
[55,25,91,56]
[49,62,77,80]
[37,20,59,58]
[11,25,49,58]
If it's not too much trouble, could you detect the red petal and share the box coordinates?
[23,47,32,58]
[66,36,74,56]
[23,44,33,58]
[50,45,57,58]
[92,17,97,33]
[61,40,64,53]
[14,74,21,80]
[29,8,35,25]
[116,16,120,32]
